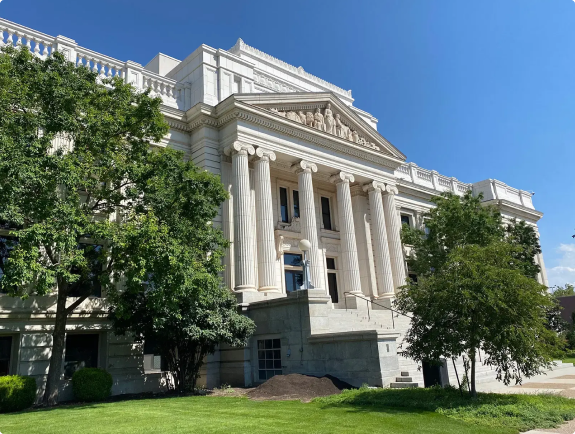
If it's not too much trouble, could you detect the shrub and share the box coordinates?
[0,375,37,413]
[72,368,113,402]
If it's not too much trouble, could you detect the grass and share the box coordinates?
[0,388,574,434]
[562,352,575,364]
[315,386,575,433]
[0,394,513,434]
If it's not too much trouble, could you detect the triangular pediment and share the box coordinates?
[232,92,406,161]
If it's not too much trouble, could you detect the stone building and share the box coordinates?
[0,18,550,398]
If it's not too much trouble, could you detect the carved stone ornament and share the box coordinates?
[275,234,301,259]
[266,102,381,152]
[278,217,301,233]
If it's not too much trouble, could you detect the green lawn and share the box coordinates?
[0,395,510,434]
[1,388,574,434]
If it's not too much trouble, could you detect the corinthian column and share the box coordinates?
[291,160,324,290]
[382,185,406,290]
[364,181,395,298]
[330,172,362,295]
[253,147,278,292]
[224,142,256,292]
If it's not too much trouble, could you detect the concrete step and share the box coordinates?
[400,371,409,376]
[390,382,419,389]
[395,377,413,382]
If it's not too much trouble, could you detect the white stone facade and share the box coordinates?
[0,18,548,393]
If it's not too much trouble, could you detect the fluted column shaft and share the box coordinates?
[364,182,395,297]
[382,185,406,290]
[331,172,362,295]
[292,161,324,290]
[225,142,256,292]
[253,148,278,292]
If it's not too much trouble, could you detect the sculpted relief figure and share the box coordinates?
[267,103,380,152]
[313,108,325,131]
[324,103,335,134]
[305,112,314,127]
[286,111,300,123]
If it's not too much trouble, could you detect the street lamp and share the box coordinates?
[298,239,314,290]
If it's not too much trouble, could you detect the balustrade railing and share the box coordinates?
[396,163,472,196]
[0,17,181,109]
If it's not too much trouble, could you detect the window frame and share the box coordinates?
[256,338,282,382]
[276,182,300,227]
[63,332,102,379]
[326,257,339,304]
[283,252,303,293]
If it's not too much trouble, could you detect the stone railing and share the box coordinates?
[0,18,182,109]
[395,162,472,196]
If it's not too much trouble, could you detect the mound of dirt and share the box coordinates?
[247,374,349,402]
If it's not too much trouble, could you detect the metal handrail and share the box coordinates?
[343,291,413,329]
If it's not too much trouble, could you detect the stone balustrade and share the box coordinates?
[0,18,181,110]
[395,162,472,196]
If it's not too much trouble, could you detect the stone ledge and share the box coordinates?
[308,330,400,344]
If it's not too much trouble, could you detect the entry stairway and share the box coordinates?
[323,298,573,388]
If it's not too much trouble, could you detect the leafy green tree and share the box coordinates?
[395,242,557,397]
[0,46,167,405]
[401,191,504,278]
[107,150,255,393]
[397,192,554,396]
[551,284,575,297]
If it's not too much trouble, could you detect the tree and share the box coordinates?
[401,191,504,278]
[551,284,575,297]
[395,242,557,397]
[107,149,255,393]
[0,46,167,405]
[397,191,555,396]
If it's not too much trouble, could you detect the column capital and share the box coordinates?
[291,160,318,174]
[224,141,255,157]
[329,171,355,184]
[363,180,386,193]
[254,147,277,162]
[384,184,399,195]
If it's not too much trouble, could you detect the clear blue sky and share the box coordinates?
[1,0,573,286]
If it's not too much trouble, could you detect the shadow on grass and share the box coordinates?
[313,387,575,432]
[15,391,198,415]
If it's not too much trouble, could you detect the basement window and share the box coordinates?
[64,334,99,378]
[257,339,282,381]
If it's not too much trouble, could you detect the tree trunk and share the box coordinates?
[470,349,477,398]
[43,282,68,406]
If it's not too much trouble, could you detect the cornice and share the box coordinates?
[483,199,544,222]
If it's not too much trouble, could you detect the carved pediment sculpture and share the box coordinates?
[265,102,380,152]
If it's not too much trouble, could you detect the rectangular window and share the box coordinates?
[143,336,165,372]
[68,244,103,298]
[283,253,302,267]
[423,220,430,238]
[0,336,12,376]
[326,257,338,303]
[326,258,336,270]
[279,187,289,223]
[400,215,411,227]
[257,339,282,381]
[321,197,332,230]
[284,253,303,292]
[64,334,99,378]
[292,190,300,219]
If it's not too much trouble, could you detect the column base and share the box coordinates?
[234,285,257,292]
[257,286,280,293]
